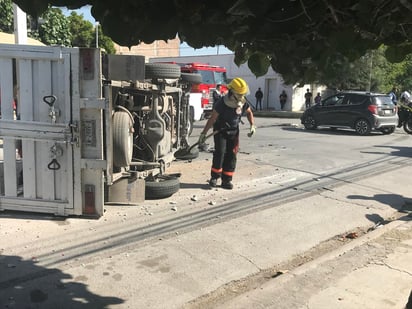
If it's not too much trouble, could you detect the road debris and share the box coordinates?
[345,232,358,239]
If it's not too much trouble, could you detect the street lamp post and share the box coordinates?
[95,22,99,48]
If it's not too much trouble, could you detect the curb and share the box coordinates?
[289,215,411,277]
[253,111,303,119]
[218,215,412,309]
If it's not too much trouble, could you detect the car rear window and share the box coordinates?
[346,94,369,105]
[373,96,393,106]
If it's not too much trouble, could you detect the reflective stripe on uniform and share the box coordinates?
[211,167,223,174]
[222,170,234,176]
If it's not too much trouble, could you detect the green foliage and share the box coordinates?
[67,12,94,47]
[8,0,412,85]
[247,52,270,77]
[0,4,115,53]
[38,7,71,46]
[67,12,115,53]
[0,0,14,33]
[96,27,116,54]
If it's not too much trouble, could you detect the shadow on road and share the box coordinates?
[347,193,412,225]
[0,255,124,308]
[180,182,211,190]
[362,145,412,158]
[281,126,384,136]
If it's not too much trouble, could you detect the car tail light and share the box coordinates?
[367,105,378,115]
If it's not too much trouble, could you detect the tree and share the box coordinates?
[12,0,412,83]
[0,0,14,33]
[67,12,115,53]
[36,7,71,46]
[0,2,115,53]
[67,11,94,47]
[0,1,71,46]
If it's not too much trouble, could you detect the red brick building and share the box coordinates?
[114,38,180,58]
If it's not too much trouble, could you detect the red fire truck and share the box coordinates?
[179,63,228,119]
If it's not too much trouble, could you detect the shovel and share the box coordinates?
[174,129,222,160]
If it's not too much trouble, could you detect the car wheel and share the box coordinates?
[145,174,180,199]
[354,118,371,135]
[113,111,134,168]
[303,115,317,130]
[403,117,412,134]
[380,126,395,135]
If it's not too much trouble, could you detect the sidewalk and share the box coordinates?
[216,214,412,309]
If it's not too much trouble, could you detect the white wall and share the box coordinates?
[149,54,313,111]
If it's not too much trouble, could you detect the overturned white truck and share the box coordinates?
[0,44,200,217]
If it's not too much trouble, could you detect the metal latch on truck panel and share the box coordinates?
[47,143,63,170]
[43,95,60,123]
[69,121,80,147]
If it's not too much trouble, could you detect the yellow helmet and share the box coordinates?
[228,77,249,95]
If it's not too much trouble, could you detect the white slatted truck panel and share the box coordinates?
[76,48,106,217]
[0,44,105,217]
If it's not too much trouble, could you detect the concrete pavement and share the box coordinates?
[1,117,412,308]
[216,214,412,309]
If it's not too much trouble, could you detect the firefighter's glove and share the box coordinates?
[247,125,256,137]
[198,133,207,144]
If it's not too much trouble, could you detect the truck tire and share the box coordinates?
[145,63,181,79]
[145,175,180,199]
[113,111,134,168]
[181,73,202,84]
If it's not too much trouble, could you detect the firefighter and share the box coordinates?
[198,77,256,189]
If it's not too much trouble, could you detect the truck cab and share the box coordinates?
[180,63,228,120]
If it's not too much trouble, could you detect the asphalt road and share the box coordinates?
[0,117,411,308]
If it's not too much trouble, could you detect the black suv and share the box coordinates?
[301,91,398,135]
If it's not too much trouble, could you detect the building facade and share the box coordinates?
[115,38,180,59]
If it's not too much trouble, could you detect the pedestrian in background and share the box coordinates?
[279,90,287,110]
[304,88,313,109]
[198,77,256,190]
[255,87,263,110]
[212,84,223,108]
[314,92,322,104]
[388,86,398,105]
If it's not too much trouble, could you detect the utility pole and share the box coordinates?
[95,22,99,48]
[368,51,373,92]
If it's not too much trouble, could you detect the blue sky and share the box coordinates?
[60,5,233,56]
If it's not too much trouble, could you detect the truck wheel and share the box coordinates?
[113,111,134,168]
[145,175,180,199]
[145,63,181,79]
[181,73,202,84]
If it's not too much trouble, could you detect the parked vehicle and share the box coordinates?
[301,91,398,135]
